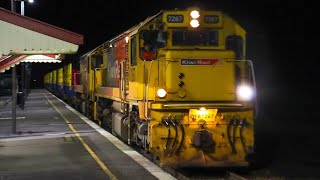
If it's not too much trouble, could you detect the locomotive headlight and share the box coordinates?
[190,20,200,28]
[190,10,200,19]
[199,107,206,111]
[157,88,167,98]
[237,85,254,101]
[197,107,208,116]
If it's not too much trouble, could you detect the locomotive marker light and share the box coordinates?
[190,10,200,18]
[190,9,200,28]
[190,20,200,28]
[237,84,254,101]
[156,88,167,98]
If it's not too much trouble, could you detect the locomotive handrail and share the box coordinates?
[227,59,258,117]
[163,103,244,108]
[226,60,256,91]
[144,60,155,120]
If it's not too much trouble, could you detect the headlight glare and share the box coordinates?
[190,20,200,28]
[157,88,167,98]
[237,85,254,101]
[190,10,200,19]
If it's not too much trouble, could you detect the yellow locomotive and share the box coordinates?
[47,7,257,168]
[44,62,79,103]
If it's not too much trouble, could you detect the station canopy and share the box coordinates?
[0,54,63,73]
[0,7,84,72]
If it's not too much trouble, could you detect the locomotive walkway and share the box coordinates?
[0,89,176,180]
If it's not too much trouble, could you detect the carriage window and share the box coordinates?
[172,30,218,46]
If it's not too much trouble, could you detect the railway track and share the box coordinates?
[161,166,250,180]
[227,171,248,180]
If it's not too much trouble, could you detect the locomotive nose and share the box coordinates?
[165,52,237,101]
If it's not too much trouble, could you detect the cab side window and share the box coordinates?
[91,54,103,69]
[131,36,137,66]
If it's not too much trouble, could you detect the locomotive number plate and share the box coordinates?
[189,109,217,122]
[167,15,184,23]
[204,15,219,24]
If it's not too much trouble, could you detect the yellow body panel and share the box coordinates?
[48,73,52,85]
[63,63,72,87]
[128,81,139,100]
[95,70,102,90]
[164,51,236,101]
[89,68,94,93]
[57,67,63,86]
[96,86,121,101]
[52,70,56,86]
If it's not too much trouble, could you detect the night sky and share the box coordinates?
[1,1,319,128]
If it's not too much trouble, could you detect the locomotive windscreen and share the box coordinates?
[172,30,219,46]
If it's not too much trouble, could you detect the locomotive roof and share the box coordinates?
[80,11,163,59]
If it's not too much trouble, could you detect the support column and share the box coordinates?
[11,0,17,134]
[12,66,17,134]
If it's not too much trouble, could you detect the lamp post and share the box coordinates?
[11,0,34,15]
[10,0,34,134]
[20,0,34,16]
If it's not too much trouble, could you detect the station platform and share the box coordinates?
[0,89,176,180]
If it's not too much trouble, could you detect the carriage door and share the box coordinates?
[120,44,129,112]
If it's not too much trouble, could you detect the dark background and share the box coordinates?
[1,0,318,123]
[1,0,317,91]
[1,0,320,171]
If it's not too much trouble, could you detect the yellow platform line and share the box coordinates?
[44,93,118,180]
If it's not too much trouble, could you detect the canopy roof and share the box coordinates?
[0,7,83,56]
[0,54,62,73]
[0,7,84,73]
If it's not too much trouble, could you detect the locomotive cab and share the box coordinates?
[139,29,168,61]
